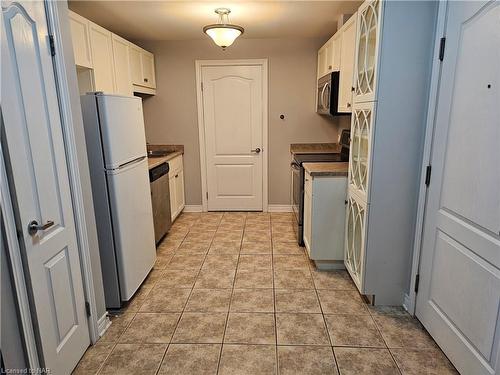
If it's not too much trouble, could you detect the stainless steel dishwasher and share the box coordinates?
[149,162,172,244]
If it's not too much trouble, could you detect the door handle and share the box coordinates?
[251,148,261,154]
[28,220,54,235]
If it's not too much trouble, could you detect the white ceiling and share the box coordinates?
[68,1,362,41]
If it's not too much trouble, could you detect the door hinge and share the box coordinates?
[425,165,432,187]
[85,301,91,317]
[48,35,56,56]
[438,37,446,61]
[414,274,420,293]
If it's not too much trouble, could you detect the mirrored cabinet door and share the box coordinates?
[354,0,382,103]
[349,101,375,202]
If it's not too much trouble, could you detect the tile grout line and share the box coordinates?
[155,213,211,375]
[216,212,245,375]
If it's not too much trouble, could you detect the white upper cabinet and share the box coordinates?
[353,0,382,103]
[89,22,115,93]
[317,34,341,79]
[338,13,357,112]
[129,43,157,91]
[68,10,92,68]
[68,10,156,96]
[141,50,156,88]
[129,45,143,86]
[111,34,132,96]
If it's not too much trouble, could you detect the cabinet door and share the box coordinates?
[317,47,327,78]
[129,45,143,86]
[141,51,156,88]
[169,175,177,220]
[331,33,342,72]
[354,0,382,103]
[111,34,132,96]
[175,169,185,213]
[89,22,115,93]
[348,101,375,202]
[68,11,92,68]
[344,190,366,291]
[338,14,357,112]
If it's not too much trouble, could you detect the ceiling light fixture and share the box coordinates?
[203,8,244,50]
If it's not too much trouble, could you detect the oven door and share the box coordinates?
[291,160,301,223]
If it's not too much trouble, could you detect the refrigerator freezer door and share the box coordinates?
[106,157,156,301]
[97,94,148,169]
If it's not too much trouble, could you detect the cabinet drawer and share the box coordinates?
[168,155,183,174]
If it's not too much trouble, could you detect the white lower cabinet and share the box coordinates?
[168,155,185,221]
[303,170,347,268]
[344,189,367,290]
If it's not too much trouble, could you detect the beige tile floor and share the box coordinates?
[74,212,458,375]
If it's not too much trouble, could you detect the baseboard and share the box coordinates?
[182,205,203,213]
[97,313,111,338]
[267,204,293,212]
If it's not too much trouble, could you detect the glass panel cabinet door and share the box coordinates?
[354,0,382,102]
[344,191,366,291]
[349,102,374,202]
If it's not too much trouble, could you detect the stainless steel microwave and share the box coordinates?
[317,71,343,117]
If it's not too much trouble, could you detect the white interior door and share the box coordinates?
[202,64,265,211]
[416,2,500,375]
[1,1,90,373]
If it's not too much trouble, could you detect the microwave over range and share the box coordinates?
[317,72,348,117]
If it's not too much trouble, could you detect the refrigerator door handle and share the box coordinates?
[116,156,147,170]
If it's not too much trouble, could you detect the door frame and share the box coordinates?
[195,59,269,212]
[0,1,102,368]
[406,1,447,315]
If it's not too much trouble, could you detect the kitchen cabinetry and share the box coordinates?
[338,13,357,112]
[317,33,341,79]
[168,155,185,221]
[111,34,132,96]
[68,10,156,96]
[129,44,157,91]
[316,14,357,113]
[343,0,437,304]
[68,11,92,68]
[89,22,115,93]
[303,168,347,269]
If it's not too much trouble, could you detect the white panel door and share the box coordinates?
[111,33,132,96]
[89,21,115,93]
[202,64,264,211]
[1,2,90,373]
[416,2,500,375]
[338,13,357,112]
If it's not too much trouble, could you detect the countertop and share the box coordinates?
[290,143,341,155]
[147,145,184,170]
[303,162,349,177]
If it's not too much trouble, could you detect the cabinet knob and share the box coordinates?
[351,86,355,92]
[144,78,148,83]
[175,174,179,178]
[328,65,332,70]
[347,102,351,108]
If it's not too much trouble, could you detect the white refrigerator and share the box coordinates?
[81,93,156,309]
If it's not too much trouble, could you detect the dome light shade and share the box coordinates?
[203,8,244,49]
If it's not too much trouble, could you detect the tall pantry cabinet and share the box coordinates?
[344,0,438,305]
